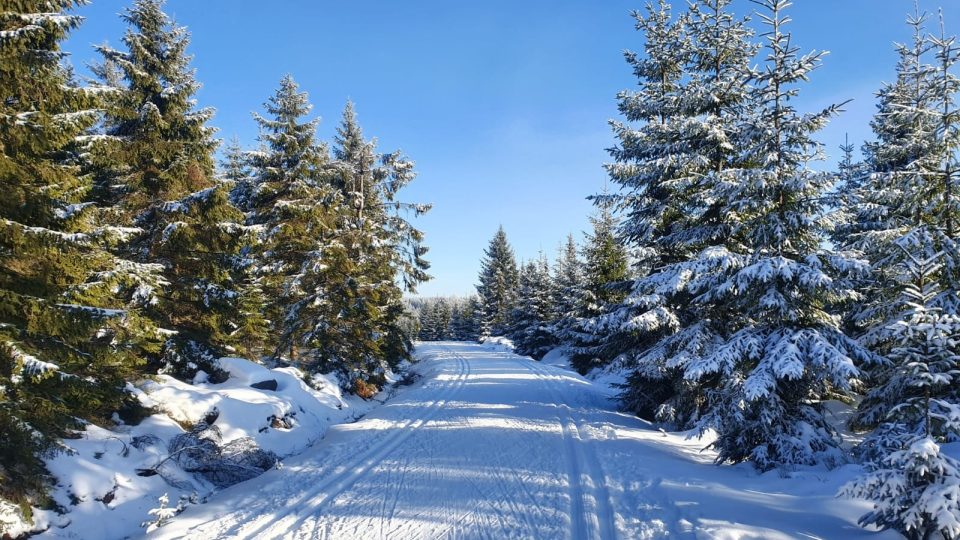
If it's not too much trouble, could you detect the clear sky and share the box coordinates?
[63,0,960,297]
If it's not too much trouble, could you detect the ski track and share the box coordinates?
[156,342,625,540]
[145,340,899,540]
[516,356,618,540]
[236,348,474,539]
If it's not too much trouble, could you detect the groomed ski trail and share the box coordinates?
[155,342,622,539]
[152,341,890,540]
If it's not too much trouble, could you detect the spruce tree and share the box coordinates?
[458,296,484,342]
[92,0,256,380]
[476,226,519,336]
[509,256,557,359]
[840,10,937,357]
[433,298,452,341]
[417,301,437,341]
[841,10,960,430]
[599,0,757,426]
[218,136,268,359]
[247,75,335,363]
[567,204,630,373]
[843,240,960,540]
[327,102,430,374]
[221,135,255,212]
[549,234,584,344]
[449,300,475,341]
[681,0,872,469]
[0,0,155,511]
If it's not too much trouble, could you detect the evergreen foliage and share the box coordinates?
[8,0,960,533]
[450,297,483,341]
[509,256,557,359]
[327,102,431,373]
[91,0,257,380]
[598,0,759,428]
[476,226,519,336]
[246,74,334,365]
[249,87,429,385]
[679,0,873,469]
[836,8,960,432]
[0,0,156,510]
[1,0,433,524]
[567,203,630,373]
[414,296,481,342]
[221,136,255,212]
[548,234,585,345]
[594,0,873,466]
[843,242,960,539]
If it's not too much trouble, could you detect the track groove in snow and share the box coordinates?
[238,350,472,539]
[517,356,618,540]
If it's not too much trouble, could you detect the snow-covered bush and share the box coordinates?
[843,437,960,539]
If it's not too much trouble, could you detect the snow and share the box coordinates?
[7,342,60,382]
[478,335,514,353]
[147,342,893,540]
[30,357,387,540]
[54,202,93,220]
[540,346,573,370]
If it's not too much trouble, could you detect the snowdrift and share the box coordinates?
[10,358,390,539]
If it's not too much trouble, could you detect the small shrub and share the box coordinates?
[353,378,378,400]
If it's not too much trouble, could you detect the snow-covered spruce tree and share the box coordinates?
[596,0,758,426]
[509,256,557,359]
[837,10,937,366]
[0,0,156,513]
[844,10,960,431]
[829,133,866,266]
[476,226,519,336]
[846,437,960,540]
[216,137,269,361]
[465,296,485,341]
[246,75,335,363]
[842,241,960,540]
[448,302,465,340]
[326,102,431,374]
[275,101,428,385]
[221,135,256,212]
[450,301,479,341]
[275,104,383,381]
[417,300,438,341]
[567,203,630,373]
[415,298,464,341]
[549,234,584,345]
[681,0,874,469]
[91,0,258,380]
[432,299,452,341]
[448,296,482,342]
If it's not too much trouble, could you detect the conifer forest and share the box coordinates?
[3,1,960,539]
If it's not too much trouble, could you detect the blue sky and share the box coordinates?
[64,0,960,297]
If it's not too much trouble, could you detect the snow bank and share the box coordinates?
[24,358,388,540]
[479,336,514,353]
[539,346,573,370]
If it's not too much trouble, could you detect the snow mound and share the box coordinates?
[479,336,514,353]
[28,357,385,540]
[540,346,573,370]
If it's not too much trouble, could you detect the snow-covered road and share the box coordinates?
[154,342,891,540]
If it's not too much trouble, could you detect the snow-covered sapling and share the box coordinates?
[843,246,960,539]
[141,493,177,532]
